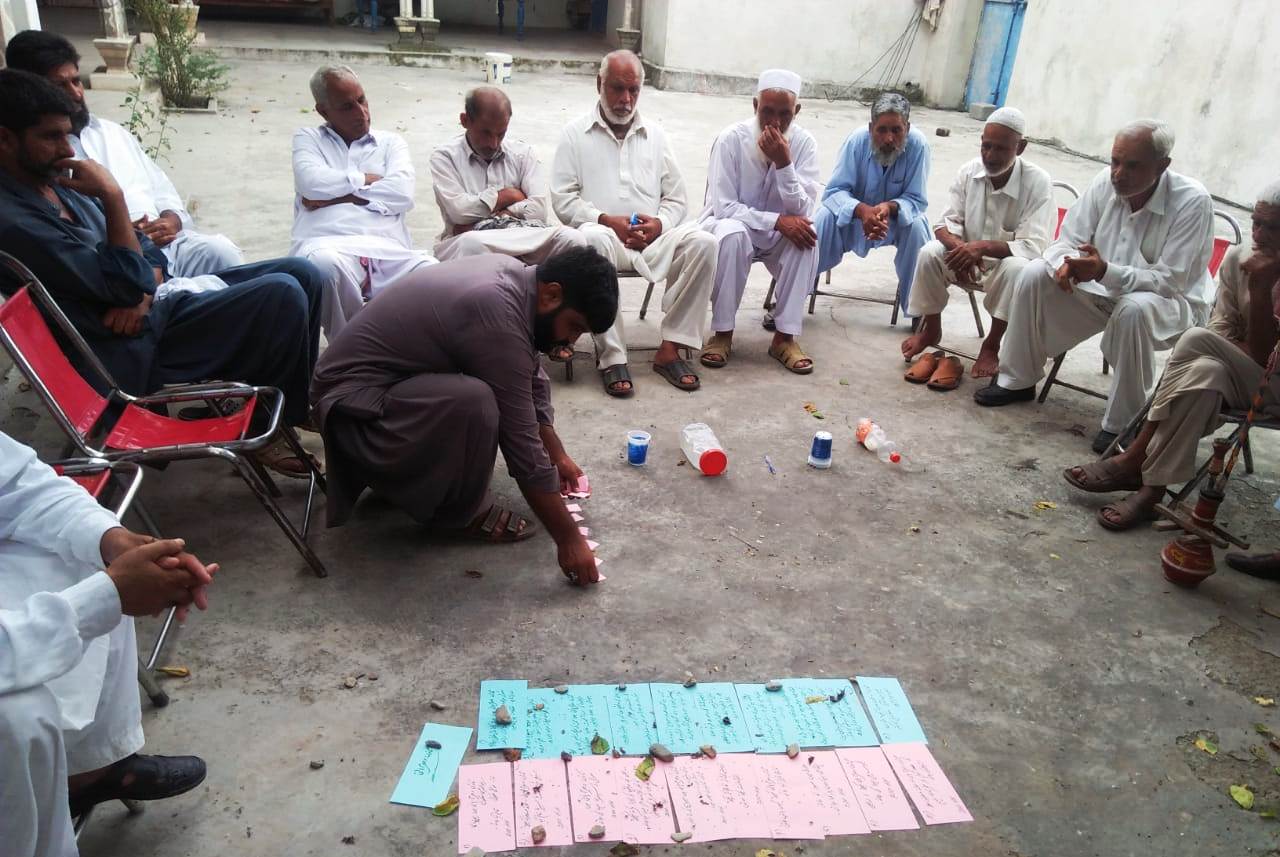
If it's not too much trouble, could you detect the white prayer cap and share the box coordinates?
[986,106,1027,136]
[1258,179,1280,207]
[757,69,803,96]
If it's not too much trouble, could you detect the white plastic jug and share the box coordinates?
[484,52,513,84]
[680,423,727,476]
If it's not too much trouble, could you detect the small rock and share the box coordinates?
[699,745,717,759]
[429,700,447,711]
[495,704,512,725]
[682,672,696,688]
[466,849,486,857]
[309,760,325,770]
[722,716,732,726]
[611,748,621,759]
[671,830,693,842]
[367,673,379,681]
[533,702,545,711]
[649,743,675,763]
[341,835,355,845]
[554,685,569,694]
[935,127,951,137]
[531,825,546,844]
[426,740,443,750]
[588,824,606,839]
[561,751,573,762]
[342,676,357,689]
[764,680,783,692]
[503,748,523,762]
[786,743,800,759]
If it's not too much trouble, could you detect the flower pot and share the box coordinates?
[162,96,217,114]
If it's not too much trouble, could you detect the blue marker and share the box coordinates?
[629,213,640,226]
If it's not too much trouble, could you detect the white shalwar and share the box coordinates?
[996,167,1215,432]
[428,134,586,263]
[72,115,243,277]
[290,126,437,338]
[908,156,1055,322]
[552,108,716,368]
[698,119,821,336]
[0,433,141,857]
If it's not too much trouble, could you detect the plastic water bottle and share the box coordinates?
[680,423,728,476]
[856,418,902,464]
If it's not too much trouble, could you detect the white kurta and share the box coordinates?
[908,156,1055,320]
[290,125,436,337]
[428,133,585,263]
[0,433,141,857]
[552,108,715,368]
[699,118,821,336]
[72,115,244,278]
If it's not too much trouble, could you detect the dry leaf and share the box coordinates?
[1255,723,1273,736]
[157,666,190,677]
[432,794,460,816]
[1230,784,1255,810]
[1033,500,1057,511]
[635,756,655,781]
[1194,737,1218,755]
[464,569,483,579]
[609,844,640,857]
[591,734,610,755]
[1256,697,1276,707]
[805,695,827,704]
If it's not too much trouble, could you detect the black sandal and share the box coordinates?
[652,357,700,391]
[462,496,538,543]
[601,364,634,398]
[69,753,207,818]
[547,344,574,363]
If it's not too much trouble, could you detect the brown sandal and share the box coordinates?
[254,438,321,480]
[768,339,814,374]
[905,351,942,384]
[926,355,964,391]
[1063,459,1143,493]
[1097,493,1159,532]
[700,333,733,368]
[463,497,538,543]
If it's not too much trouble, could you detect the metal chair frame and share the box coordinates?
[0,252,327,577]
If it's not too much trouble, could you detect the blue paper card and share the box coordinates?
[477,679,528,750]
[523,686,612,759]
[389,723,473,807]
[579,684,657,756]
[735,679,878,752]
[855,676,927,744]
[650,682,754,754]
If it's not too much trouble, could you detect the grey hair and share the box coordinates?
[1258,180,1280,208]
[871,91,911,123]
[309,64,360,105]
[1117,118,1175,159]
[598,49,644,86]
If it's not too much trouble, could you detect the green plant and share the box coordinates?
[121,85,172,162]
[127,0,228,109]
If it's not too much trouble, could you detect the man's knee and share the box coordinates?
[552,227,588,249]
[1173,326,1218,358]
[1110,296,1153,334]
[201,233,244,269]
[450,376,500,427]
[709,219,751,258]
[303,249,347,284]
[681,228,719,265]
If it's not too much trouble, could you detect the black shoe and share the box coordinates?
[1091,429,1119,455]
[973,380,1036,406]
[1226,551,1280,581]
[762,313,776,332]
[69,753,207,818]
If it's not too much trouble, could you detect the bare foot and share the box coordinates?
[900,315,941,361]
[971,345,1000,378]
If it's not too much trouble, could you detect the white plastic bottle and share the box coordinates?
[856,418,902,464]
[680,423,728,476]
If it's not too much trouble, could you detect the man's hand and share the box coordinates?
[944,242,985,283]
[301,194,369,211]
[776,214,816,249]
[106,538,217,619]
[599,214,633,244]
[626,214,662,250]
[758,126,792,169]
[1241,249,1280,288]
[1053,261,1074,293]
[856,203,889,241]
[54,158,123,201]
[558,536,599,586]
[1063,243,1107,285]
[363,173,382,185]
[494,187,528,211]
[553,452,584,496]
[102,293,153,337]
[100,526,151,565]
[134,211,183,248]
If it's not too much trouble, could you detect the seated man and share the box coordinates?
[1,431,216,857]
[6,31,244,278]
[311,248,616,585]
[551,49,716,397]
[0,71,321,476]
[813,92,931,319]
[975,119,1215,454]
[1062,181,1280,530]
[291,65,435,338]
[429,86,585,265]
[901,107,1055,383]
[699,69,821,375]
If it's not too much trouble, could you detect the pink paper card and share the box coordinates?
[565,503,582,512]
[614,756,678,843]
[799,751,871,835]
[662,754,772,843]
[572,513,585,522]
[751,754,827,840]
[566,755,622,843]
[587,540,600,551]
[513,759,573,847]
[563,475,591,499]
[881,742,973,825]
[578,526,590,537]
[457,763,516,854]
[835,747,919,831]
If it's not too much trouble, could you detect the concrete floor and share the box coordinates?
[3,55,1280,857]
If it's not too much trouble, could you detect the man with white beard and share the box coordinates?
[900,107,1055,385]
[698,69,822,374]
[551,50,716,397]
[812,92,932,320]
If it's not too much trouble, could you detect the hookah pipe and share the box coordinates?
[1155,336,1280,588]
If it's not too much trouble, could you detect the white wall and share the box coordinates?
[639,0,982,107]
[435,0,574,29]
[1005,0,1274,205]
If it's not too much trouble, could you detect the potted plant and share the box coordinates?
[127,0,226,111]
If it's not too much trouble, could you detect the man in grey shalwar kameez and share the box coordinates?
[310,248,618,585]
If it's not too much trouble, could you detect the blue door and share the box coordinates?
[964,0,1028,108]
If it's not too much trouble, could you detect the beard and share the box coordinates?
[599,96,635,127]
[533,306,569,354]
[18,149,66,182]
[873,142,906,168]
[70,102,91,136]
[984,158,1015,179]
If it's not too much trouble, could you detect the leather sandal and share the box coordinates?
[1097,493,1159,532]
[905,350,943,384]
[652,357,701,391]
[1063,459,1143,493]
[600,364,634,398]
[547,344,574,363]
[700,333,733,368]
[926,355,964,391]
[462,496,538,543]
[69,753,207,818]
[768,339,814,374]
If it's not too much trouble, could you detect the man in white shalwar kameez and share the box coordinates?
[551,50,716,397]
[5,31,244,279]
[975,119,1215,454]
[430,87,586,266]
[0,433,215,857]
[291,65,436,339]
[699,69,822,374]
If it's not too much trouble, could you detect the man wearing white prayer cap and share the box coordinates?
[901,105,1056,387]
[698,68,822,373]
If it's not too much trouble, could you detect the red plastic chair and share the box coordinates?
[0,252,327,577]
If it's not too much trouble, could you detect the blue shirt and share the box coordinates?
[820,127,930,232]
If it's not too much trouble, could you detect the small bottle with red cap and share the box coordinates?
[680,423,727,476]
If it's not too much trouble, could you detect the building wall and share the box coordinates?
[639,0,983,107]
[435,0,575,29]
[1005,0,1273,205]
